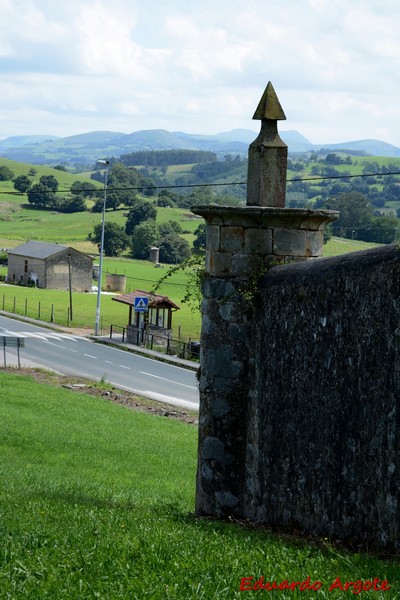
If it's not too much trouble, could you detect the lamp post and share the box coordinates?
[67,251,73,322]
[94,159,110,336]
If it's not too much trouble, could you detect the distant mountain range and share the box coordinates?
[0,129,400,166]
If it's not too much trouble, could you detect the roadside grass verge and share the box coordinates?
[0,370,399,599]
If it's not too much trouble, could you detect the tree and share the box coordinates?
[157,195,175,207]
[107,162,142,188]
[70,181,97,199]
[323,224,333,245]
[158,233,191,264]
[13,175,32,194]
[326,192,372,238]
[39,175,59,192]
[157,190,176,207]
[91,198,104,213]
[158,220,182,236]
[193,223,206,254]
[140,179,157,197]
[89,222,129,257]
[105,184,138,210]
[91,184,138,212]
[125,199,157,235]
[359,215,398,244]
[325,153,343,165]
[0,166,14,181]
[27,183,55,208]
[109,183,138,208]
[131,221,160,259]
[103,186,122,211]
[57,195,87,213]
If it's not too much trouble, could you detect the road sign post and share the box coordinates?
[134,297,149,312]
[2,336,25,369]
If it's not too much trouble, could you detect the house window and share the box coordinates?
[24,260,28,273]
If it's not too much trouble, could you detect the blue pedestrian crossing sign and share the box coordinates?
[134,296,149,312]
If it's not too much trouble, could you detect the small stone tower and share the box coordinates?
[192,82,338,518]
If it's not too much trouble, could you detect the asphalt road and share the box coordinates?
[0,315,199,410]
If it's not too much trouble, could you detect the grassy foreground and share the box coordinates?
[0,371,399,599]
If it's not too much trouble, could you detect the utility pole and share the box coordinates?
[94,159,109,336]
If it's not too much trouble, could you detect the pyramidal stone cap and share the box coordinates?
[246,81,288,207]
[252,81,286,121]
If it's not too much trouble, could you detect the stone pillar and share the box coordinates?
[193,82,338,520]
[192,205,337,517]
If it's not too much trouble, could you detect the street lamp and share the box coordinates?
[67,251,73,322]
[94,159,110,336]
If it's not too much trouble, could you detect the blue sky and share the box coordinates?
[0,0,399,145]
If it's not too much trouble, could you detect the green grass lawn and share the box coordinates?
[322,236,381,257]
[0,371,399,599]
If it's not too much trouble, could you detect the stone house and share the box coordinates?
[7,241,93,291]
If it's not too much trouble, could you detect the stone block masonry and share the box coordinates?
[192,206,336,278]
[244,244,400,549]
[192,203,337,520]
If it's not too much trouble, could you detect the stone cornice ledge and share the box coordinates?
[191,205,339,231]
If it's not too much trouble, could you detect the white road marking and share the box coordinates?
[120,365,130,369]
[18,332,48,340]
[0,330,86,342]
[139,371,197,389]
[43,341,66,349]
[84,353,97,359]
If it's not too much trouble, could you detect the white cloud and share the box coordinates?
[0,0,399,145]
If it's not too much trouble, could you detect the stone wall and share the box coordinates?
[244,244,400,549]
[7,254,46,286]
[46,249,92,292]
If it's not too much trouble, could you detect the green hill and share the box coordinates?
[1,128,400,166]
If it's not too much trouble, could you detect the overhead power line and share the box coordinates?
[1,170,400,196]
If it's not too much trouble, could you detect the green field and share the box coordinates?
[0,156,388,339]
[287,153,400,212]
[0,257,202,339]
[0,156,203,246]
[0,238,381,339]
[1,370,399,599]
[322,236,381,257]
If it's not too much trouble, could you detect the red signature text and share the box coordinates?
[240,576,391,595]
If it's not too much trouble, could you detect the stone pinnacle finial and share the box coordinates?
[246,82,288,208]
[252,81,286,121]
